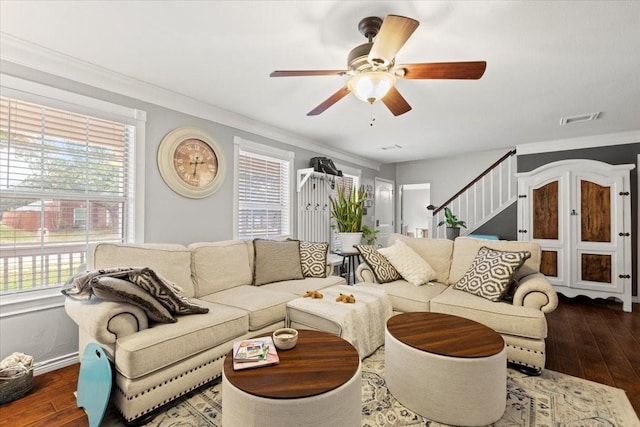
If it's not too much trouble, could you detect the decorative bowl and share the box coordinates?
[272,328,298,350]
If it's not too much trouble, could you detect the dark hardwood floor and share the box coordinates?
[1,294,638,426]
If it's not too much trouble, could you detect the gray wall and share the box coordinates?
[0,62,385,369]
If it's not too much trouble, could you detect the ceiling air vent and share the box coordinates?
[560,112,600,125]
[380,144,403,150]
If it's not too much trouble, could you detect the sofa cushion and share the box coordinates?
[87,242,195,297]
[387,234,454,284]
[356,281,448,312]
[92,276,176,323]
[190,240,254,296]
[261,276,346,295]
[378,240,437,286]
[355,244,402,283]
[453,247,531,301]
[299,241,329,278]
[252,239,304,286]
[200,285,294,331]
[115,300,248,379]
[448,237,541,285]
[430,287,547,340]
[128,268,209,315]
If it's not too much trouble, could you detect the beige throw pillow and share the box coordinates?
[253,239,304,286]
[378,240,437,286]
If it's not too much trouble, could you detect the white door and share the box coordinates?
[374,178,394,246]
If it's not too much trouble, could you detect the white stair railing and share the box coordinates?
[430,150,517,239]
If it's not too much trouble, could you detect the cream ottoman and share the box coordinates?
[286,284,392,358]
[385,312,507,426]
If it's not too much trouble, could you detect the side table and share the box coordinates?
[334,251,361,285]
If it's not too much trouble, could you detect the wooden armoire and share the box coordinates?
[516,159,634,312]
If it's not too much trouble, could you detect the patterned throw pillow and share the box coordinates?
[355,244,402,283]
[453,247,531,302]
[253,239,304,286]
[93,276,176,323]
[377,240,437,286]
[299,241,329,278]
[128,268,209,315]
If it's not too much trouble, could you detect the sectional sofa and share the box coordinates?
[64,239,344,423]
[355,234,558,374]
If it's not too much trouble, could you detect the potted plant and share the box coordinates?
[437,207,467,240]
[361,225,379,246]
[329,184,366,252]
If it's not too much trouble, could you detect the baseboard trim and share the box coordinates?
[34,352,79,376]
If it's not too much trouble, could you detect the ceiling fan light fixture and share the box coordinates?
[348,71,396,104]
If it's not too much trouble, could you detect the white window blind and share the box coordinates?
[0,95,136,294]
[236,148,291,239]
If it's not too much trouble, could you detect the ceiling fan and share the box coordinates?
[270,14,487,117]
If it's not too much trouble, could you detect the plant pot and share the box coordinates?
[446,227,460,240]
[338,232,362,253]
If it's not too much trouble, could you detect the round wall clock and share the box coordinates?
[157,127,226,198]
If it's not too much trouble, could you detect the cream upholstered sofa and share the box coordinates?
[355,234,558,374]
[64,239,344,423]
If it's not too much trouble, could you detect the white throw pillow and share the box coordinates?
[377,240,437,286]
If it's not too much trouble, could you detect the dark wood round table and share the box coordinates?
[386,311,505,357]
[223,329,359,398]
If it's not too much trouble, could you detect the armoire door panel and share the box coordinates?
[580,180,611,243]
[580,253,612,284]
[540,250,558,278]
[532,181,559,240]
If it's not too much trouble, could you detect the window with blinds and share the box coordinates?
[0,96,136,294]
[236,148,291,239]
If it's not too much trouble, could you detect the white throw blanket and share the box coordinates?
[286,285,392,358]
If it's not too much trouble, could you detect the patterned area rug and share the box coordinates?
[103,347,638,427]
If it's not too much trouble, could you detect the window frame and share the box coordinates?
[232,136,294,240]
[0,74,146,312]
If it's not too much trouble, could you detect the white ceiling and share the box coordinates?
[1,1,639,165]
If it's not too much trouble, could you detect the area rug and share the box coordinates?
[102,347,638,427]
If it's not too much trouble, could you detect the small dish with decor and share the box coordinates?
[272,328,298,350]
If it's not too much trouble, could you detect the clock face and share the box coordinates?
[173,138,219,187]
[157,127,226,198]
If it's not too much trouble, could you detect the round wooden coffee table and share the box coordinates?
[385,312,506,426]
[222,329,361,426]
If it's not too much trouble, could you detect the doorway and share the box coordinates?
[374,178,394,246]
[400,183,431,238]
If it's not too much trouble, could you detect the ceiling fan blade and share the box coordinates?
[381,86,412,116]
[307,86,351,116]
[270,70,348,77]
[399,61,487,80]
[368,15,419,67]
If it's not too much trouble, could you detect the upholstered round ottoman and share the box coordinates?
[385,312,506,426]
[222,330,361,427]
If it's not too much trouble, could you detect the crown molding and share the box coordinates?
[516,130,640,155]
[0,33,380,170]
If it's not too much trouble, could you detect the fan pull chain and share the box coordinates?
[369,110,376,127]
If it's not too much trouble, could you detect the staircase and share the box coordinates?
[430,150,517,239]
